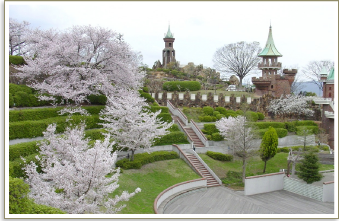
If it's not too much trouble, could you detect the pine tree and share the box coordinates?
[298,151,322,184]
[260,126,278,173]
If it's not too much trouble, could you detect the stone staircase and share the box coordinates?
[185,152,220,187]
[172,116,205,148]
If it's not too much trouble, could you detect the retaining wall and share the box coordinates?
[244,172,285,195]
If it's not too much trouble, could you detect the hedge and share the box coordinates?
[9,106,105,122]
[9,115,102,140]
[115,151,179,169]
[168,124,180,132]
[9,176,65,214]
[139,91,155,103]
[199,115,216,122]
[206,151,233,161]
[251,122,285,129]
[277,145,320,153]
[87,94,107,105]
[9,83,33,95]
[257,112,265,120]
[296,126,319,135]
[215,107,227,115]
[9,55,26,65]
[203,106,214,116]
[211,132,223,141]
[256,128,288,138]
[9,93,14,107]
[9,129,108,161]
[163,81,201,91]
[148,106,169,114]
[156,113,172,123]
[203,123,218,135]
[153,131,189,146]
[245,111,259,122]
[9,153,41,178]
[285,121,297,132]
[295,120,318,127]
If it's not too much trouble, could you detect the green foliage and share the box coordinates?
[9,176,65,214]
[216,114,225,120]
[260,127,278,172]
[211,132,223,141]
[9,115,102,140]
[198,115,216,122]
[296,126,319,135]
[84,129,107,141]
[225,110,238,118]
[9,106,105,122]
[203,123,218,135]
[9,93,14,107]
[153,131,189,146]
[156,113,172,123]
[168,124,180,132]
[275,128,288,138]
[9,153,41,178]
[9,55,26,65]
[139,91,155,103]
[295,120,317,127]
[206,151,233,161]
[277,145,320,153]
[244,111,259,122]
[116,151,179,169]
[148,106,169,114]
[142,87,149,93]
[298,152,322,184]
[285,121,297,132]
[9,83,33,95]
[213,111,220,116]
[222,171,244,187]
[87,94,107,105]
[215,107,227,115]
[9,141,40,161]
[251,122,285,129]
[162,81,201,91]
[203,106,214,115]
[257,112,265,120]
[235,110,244,115]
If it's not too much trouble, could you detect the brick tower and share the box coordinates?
[162,25,176,68]
[252,25,296,97]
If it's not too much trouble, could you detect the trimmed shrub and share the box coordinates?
[162,81,201,91]
[149,106,169,114]
[84,129,107,141]
[245,111,259,122]
[215,107,227,115]
[213,111,220,116]
[203,123,218,135]
[203,106,214,116]
[9,141,40,161]
[9,93,14,107]
[9,153,41,178]
[255,128,288,138]
[251,122,285,129]
[206,151,233,161]
[285,121,297,132]
[168,124,180,132]
[225,110,238,118]
[9,55,26,65]
[9,176,65,214]
[277,147,289,153]
[295,120,317,127]
[211,132,223,141]
[235,110,244,115]
[216,114,225,120]
[9,83,33,95]
[9,115,102,140]
[115,151,179,169]
[139,91,155,103]
[296,126,319,135]
[156,113,172,123]
[257,112,265,120]
[142,87,149,93]
[153,131,189,146]
[87,94,107,105]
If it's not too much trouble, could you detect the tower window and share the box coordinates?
[169,43,172,47]
[271,85,273,89]
[329,92,332,98]
[329,86,332,91]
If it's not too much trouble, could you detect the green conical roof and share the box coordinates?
[164,25,174,38]
[327,67,334,80]
[319,66,329,76]
[259,26,282,57]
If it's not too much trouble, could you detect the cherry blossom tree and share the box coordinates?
[9,18,31,55]
[267,94,314,119]
[99,89,173,161]
[16,25,144,105]
[24,123,140,214]
[215,116,257,183]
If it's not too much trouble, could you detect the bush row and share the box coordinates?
[276,145,322,153]
[9,153,41,178]
[115,151,179,169]
[296,126,319,135]
[206,151,233,161]
[162,81,201,91]
[250,122,285,129]
[256,128,288,138]
[9,176,65,214]
[153,131,189,146]
[9,115,102,140]
[199,106,264,122]
[9,55,26,65]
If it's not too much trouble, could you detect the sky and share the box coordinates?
[5,1,338,83]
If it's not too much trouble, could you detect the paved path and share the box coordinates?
[164,186,334,214]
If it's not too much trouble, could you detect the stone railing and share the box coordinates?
[258,62,282,68]
[154,91,252,109]
[190,119,209,147]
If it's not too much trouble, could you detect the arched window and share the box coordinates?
[329,92,332,98]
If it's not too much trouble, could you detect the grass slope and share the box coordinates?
[112,159,200,214]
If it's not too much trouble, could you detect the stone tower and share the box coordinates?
[252,25,297,97]
[162,25,175,68]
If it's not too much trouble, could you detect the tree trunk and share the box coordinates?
[263,160,267,173]
[131,149,135,161]
[242,158,247,183]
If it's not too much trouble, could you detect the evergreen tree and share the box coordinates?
[298,151,322,184]
[260,126,278,173]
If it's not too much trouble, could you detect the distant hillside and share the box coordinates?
[294,81,323,96]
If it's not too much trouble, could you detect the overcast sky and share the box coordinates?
[6,1,338,82]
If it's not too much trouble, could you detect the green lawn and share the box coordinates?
[199,153,334,189]
[112,159,200,214]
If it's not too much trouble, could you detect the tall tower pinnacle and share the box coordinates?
[162,25,176,68]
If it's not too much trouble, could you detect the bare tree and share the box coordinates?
[9,18,31,55]
[213,41,262,86]
[302,60,334,91]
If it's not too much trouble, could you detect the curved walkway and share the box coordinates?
[164,186,334,214]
